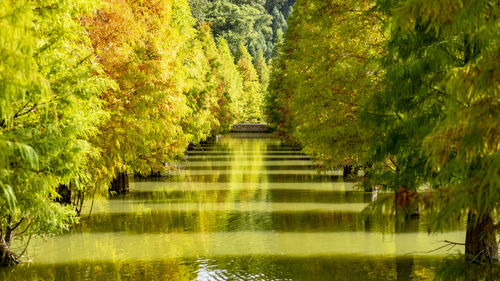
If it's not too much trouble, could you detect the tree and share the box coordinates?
[235,43,264,122]
[254,49,270,96]
[84,0,196,187]
[0,0,110,265]
[267,0,384,171]
[181,22,241,141]
[363,0,500,264]
[217,38,246,122]
[179,22,220,145]
[189,0,276,58]
[266,26,296,138]
[267,0,500,270]
[270,6,287,43]
[400,0,500,264]
[361,0,455,215]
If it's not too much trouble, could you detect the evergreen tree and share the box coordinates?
[270,6,287,42]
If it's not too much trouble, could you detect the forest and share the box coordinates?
[0,0,499,280]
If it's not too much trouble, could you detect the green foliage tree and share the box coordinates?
[236,43,264,122]
[264,0,295,19]
[254,49,270,95]
[179,22,220,145]
[360,0,456,214]
[363,0,500,264]
[397,0,500,264]
[188,0,295,59]
[267,0,384,169]
[217,38,246,122]
[268,0,500,270]
[270,6,287,43]
[0,0,110,265]
[182,22,244,140]
[200,0,273,58]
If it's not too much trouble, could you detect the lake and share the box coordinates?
[0,133,465,280]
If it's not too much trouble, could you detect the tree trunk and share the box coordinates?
[343,165,353,178]
[465,211,498,263]
[394,187,420,218]
[56,184,71,204]
[109,172,129,195]
[0,236,18,267]
[134,169,162,178]
[148,170,162,177]
[394,218,418,280]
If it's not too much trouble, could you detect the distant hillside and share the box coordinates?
[189,0,295,59]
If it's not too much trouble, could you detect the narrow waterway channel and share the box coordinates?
[0,133,465,280]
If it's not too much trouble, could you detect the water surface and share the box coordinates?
[0,133,465,280]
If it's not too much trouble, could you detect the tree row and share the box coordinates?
[0,0,268,266]
[268,0,500,274]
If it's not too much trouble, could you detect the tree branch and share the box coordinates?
[13,103,37,119]
[15,220,32,237]
[18,234,33,258]
[9,217,25,232]
[405,240,464,255]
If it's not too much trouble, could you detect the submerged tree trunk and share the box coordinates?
[395,217,419,280]
[0,230,19,267]
[134,169,162,178]
[0,242,18,267]
[55,184,71,204]
[394,187,420,218]
[343,165,352,178]
[465,211,498,263]
[109,172,129,195]
[343,165,355,178]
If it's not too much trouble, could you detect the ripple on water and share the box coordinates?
[3,134,466,280]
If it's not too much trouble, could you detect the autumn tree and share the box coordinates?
[85,0,196,188]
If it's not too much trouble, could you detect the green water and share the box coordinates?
[0,134,465,280]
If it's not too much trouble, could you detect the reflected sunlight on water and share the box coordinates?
[0,133,465,280]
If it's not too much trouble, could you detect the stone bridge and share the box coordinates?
[230,123,272,132]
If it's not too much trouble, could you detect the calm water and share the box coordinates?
[0,134,465,280]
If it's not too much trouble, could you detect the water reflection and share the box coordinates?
[1,133,466,280]
[0,256,440,281]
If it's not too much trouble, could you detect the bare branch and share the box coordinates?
[15,220,32,237]
[18,234,33,258]
[443,240,465,246]
[9,217,25,232]
[405,240,464,255]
